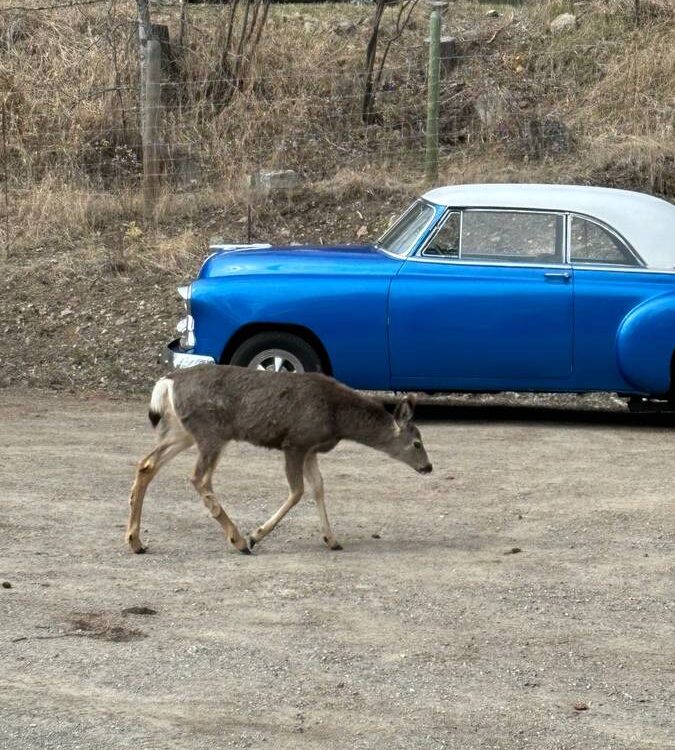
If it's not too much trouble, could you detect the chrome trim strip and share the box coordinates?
[405,256,572,270]
[405,254,675,274]
[172,351,214,368]
[162,339,215,369]
[377,245,410,260]
[162,349,215,369]
[208,243,272,253]
[572,265,675,275]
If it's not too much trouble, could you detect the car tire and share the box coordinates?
[229,332,323,374]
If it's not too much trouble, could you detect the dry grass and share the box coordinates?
[0,0,672,256]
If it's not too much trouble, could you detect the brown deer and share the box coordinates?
[126,365,432,555]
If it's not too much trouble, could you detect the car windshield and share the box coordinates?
[376,200,437,257]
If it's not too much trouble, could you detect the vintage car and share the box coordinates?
[164,184,675,406]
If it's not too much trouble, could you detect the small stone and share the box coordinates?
[333,20,357,35]
[574,701,589,711]
[249,169,299,196]
[371,533,381,539]
[504,547,522,555]
[2,581,11,589]
[485,9,499,17]
[121,606,157,616]
[550,13,577,34]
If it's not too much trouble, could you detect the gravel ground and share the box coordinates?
[0,390,673,750]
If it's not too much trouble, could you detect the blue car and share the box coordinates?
[164,184,675,406]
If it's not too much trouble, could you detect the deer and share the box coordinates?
[126,364,432,555]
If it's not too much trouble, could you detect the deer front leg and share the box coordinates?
[304,453,342,550]
[191,446,250,554]
[127,433,193,553]
[248,450,305,549]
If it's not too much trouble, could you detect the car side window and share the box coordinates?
[570,215,636,266]
[377,200,437,257]
[423,212,460,257]
[461,210,562,264]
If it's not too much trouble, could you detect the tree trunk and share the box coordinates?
[362,0,386,125]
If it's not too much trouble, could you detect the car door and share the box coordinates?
[388,208,574,391]
[567,212,669,392]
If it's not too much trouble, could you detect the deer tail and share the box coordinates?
[148,377,175,428]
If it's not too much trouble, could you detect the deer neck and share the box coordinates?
[336,396,396,450]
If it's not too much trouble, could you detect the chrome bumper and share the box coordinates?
[161,338,216,369]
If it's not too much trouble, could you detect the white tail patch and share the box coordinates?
[149,377,175,420]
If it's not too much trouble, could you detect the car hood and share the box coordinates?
[199,243,400,278]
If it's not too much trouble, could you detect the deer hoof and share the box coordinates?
[323,535,342,551]
[330,543,343,551]
[239,545,252,555]
[128,538,147,554]
[247,536,257,550]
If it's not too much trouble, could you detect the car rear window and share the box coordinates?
[570,215,637,266]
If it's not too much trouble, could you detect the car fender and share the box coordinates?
[616,292,675,395]
[191,272,395,390]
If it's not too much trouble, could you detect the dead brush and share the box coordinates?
[613,0,674,20]
[0,0,672,264]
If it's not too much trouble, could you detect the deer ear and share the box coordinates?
[394,394,416,426]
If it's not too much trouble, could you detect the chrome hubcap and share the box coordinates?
[248,349,304,373]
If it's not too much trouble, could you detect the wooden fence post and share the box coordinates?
[143,37,162,215]
[1,99,8,262]
[425,1,447,184]
[137,0,162,217]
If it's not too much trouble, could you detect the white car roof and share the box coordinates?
[422,184,675,269]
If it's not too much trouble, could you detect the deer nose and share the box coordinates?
[417,463,433,474]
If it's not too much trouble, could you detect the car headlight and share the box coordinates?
[177,284,191,314]
[177,284,194,348]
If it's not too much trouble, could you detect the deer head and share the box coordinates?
[383,395,432,474]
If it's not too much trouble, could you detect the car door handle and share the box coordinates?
[544,272,571,282]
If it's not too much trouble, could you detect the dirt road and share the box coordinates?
[1,391,672,749]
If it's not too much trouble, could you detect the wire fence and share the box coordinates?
[0,0,673,253]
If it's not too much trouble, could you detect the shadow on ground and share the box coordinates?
[413,402,675,428]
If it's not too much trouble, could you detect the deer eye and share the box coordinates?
[413,440,422,449]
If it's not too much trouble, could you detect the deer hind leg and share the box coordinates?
[248,449,305,549]
[304,452,342,551]
[191,443,249,554]
[127,430,194,553]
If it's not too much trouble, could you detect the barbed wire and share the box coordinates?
[0,0,671,217]
[0,0,110,12]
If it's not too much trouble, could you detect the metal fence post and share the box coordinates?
[425,0,447,184]
[1,99,8,262]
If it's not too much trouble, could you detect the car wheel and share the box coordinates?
[229,332,323,373]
